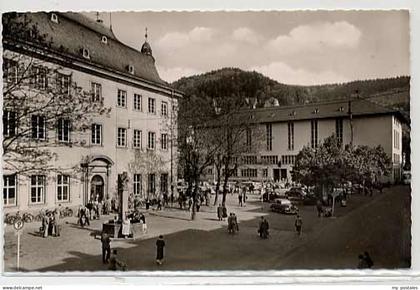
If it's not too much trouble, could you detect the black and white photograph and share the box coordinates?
[1,9,412,273]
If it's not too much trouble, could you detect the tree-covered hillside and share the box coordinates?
[172,68,410,115]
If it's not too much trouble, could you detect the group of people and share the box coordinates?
[101,232,166,270]
[258,217,269,239]
[40,209,60,238]
[227,213,239,234]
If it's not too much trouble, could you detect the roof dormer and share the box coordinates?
[128,64,135,75]
[82,48,90,59]
[101,35,108,44]
[50,13,59,23]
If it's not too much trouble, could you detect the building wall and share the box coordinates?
[203,114,401,184]
[3,52,178,214]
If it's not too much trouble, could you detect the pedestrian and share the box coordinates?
[364,251,374,268]
[316,200,323,217]
[146,199,150,210]
[258,217,269,239]
[140,213,147,233]
[357,254,369,269]
[196,200,201,212]
[217,204,223,221]
[41,211,49,238]
[53,209,60,237]
[188,198,193,211]
[238,194,243,207]
[157,198,162,211]
[222,204,228,220]
[109,249,126,271]
[227,213,234,234]
[101,231,111,264]
[233,213,239,232]
[156,235,165,265]
[295,215,303,236]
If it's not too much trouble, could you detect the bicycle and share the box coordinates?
[22,212,34,223]
[4,211,22,225]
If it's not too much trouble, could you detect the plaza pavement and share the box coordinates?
[3,186,411,271]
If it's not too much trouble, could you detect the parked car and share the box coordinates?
[270,198,298,215]
[286,187,306,203]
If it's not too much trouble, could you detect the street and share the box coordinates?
[3,185,411,271]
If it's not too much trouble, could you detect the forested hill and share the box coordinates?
[172,68,410,114]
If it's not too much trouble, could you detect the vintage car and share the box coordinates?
[270,198,298,215]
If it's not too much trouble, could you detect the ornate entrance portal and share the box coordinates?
[90,175,105,202]
[81,155,114,205]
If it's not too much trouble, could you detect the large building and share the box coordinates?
[204,98,407,184]
[2,12,182,213]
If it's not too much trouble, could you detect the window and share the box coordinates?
[57,174,70,202]
[281,155,296,165]
[31,115,46,140]
[57,118,71,142]
[288,122,294,150]
[4,60,18,84]
[241,168,258,178]
[311,120,318,149]
[91,82,102,102]
[336,118,343,145]
[261,155,278,165]
[133,129,142,149]
[160,173,168,194]
[148,132,155,150]
[30,175,45,204]
[161,101,168,117]
[394,130,400,150]
[134,94,142,111]
[266,123,272,151]
[57,73,71,95]
[91,124,102,145]
[161,133,168,150]
[3,175,17,206]
[133,174,142,196]
[3,111,17,137]
[117,128,127,147]
[242,155,257,165]
[148,98,156,114]
[246,128,252,151]
[31,66,48,89]
[148,174,156,196]
[262,169,268,178]
[117,89,127,108]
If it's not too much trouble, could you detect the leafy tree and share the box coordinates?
[293,135,392,198]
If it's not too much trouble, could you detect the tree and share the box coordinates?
[178,93,221,220]
[293,135,392,198]
[3,13,110,176]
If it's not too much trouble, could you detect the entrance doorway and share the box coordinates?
[273,169,280,182]
[90,175,104,202]
[280,169,287,180]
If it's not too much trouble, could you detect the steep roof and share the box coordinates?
[245,98,407,124]
[4,12,167,86]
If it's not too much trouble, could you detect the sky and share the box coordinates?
[85,11,409,85]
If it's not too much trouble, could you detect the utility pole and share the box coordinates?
[348,90,358,147]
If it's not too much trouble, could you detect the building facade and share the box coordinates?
[204,99,406,184]
[2,12,182,213]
